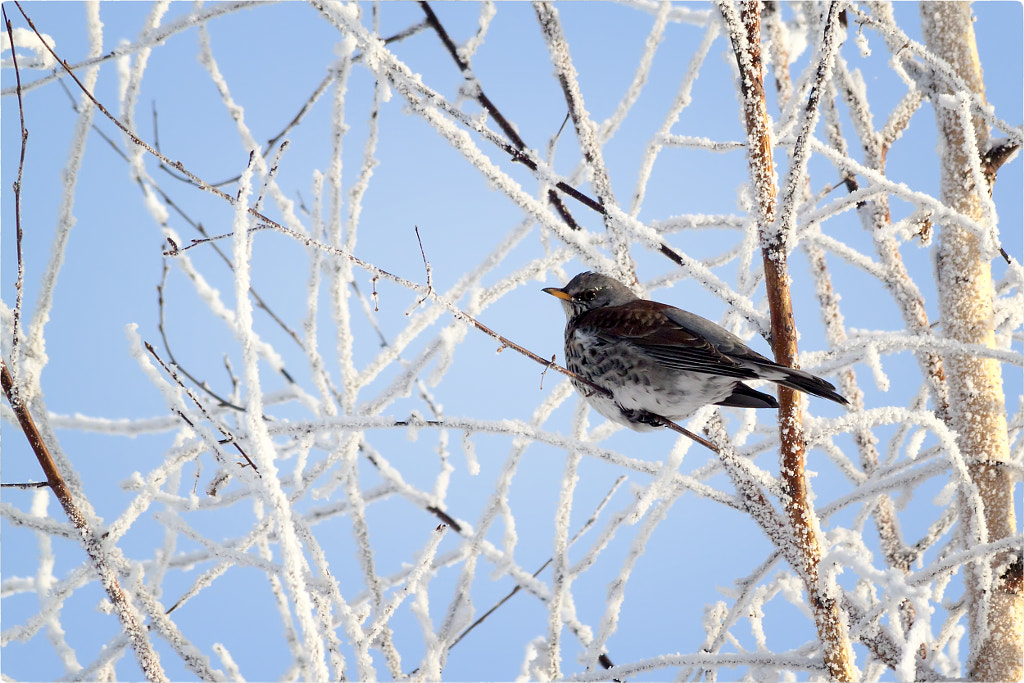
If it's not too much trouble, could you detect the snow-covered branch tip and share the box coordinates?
[4,8,29,407]
[412,225,433,309]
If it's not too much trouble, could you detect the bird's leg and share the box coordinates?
[622,407,719,453]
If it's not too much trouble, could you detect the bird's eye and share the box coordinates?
[578,289,598,302]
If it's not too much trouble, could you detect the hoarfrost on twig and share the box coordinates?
[2,2,1020,681]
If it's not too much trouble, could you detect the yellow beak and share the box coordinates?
[542,287,572,301]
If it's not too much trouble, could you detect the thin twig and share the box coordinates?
[433,475,627,667]
[143,342,260,476]
[420,1,581,230]
[412,225,433,308]
[4,10,29,404]
[156,261,248,413]
[539,353,556,390]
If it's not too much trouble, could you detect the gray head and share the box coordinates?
[543,271,639,320]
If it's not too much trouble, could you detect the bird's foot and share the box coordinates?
[618,407,667,428]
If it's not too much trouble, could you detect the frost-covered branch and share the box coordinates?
[921,4,1021,679]
[3,2,1020,680]
[1,360,168,682]
[720,2,854,679]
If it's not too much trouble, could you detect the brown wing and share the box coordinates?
[573,301,760,381]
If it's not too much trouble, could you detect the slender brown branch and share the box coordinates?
[646,414,720,453]
[155,261,248,413]
[412,225,433,307]
[774,2,919,642]
[721,2,854,679]
[143,342,260,476]
[419,1,581,230]
[1,358,169,682]
[4,10,29,403]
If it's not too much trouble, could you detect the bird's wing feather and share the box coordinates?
[659,306,773,362]
[576,302,764,380]
[572,299,849,406]
[658,306,848,404]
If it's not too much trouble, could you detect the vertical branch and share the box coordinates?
[920,4,1021,680]
[761,2,793,105]
[15,0,102,417]
[230,156,329,680]
[4,11,28,402]
[327,44,358,413]
[832,52,951,421]
[547,406,585,680]
[777,0,918,593]
[719,2,855,679]
[816,77,918,580]
[774,3,841,248]
[770,1,919,634]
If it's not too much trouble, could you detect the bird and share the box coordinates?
[543,271,849,431]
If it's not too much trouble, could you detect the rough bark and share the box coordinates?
[920,3,1022,681]
[719,2,855,679]
[1,360,169,682]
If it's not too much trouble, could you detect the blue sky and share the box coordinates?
[2,2,1022,680]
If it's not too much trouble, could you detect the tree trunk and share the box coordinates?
[920,3,1022,680]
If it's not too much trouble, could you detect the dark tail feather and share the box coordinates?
[776,367,850,406]
[716,382,780,409]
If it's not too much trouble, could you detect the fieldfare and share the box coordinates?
[544,272,849,431]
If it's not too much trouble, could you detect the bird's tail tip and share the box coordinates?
[779,369,850,407]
